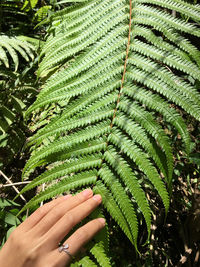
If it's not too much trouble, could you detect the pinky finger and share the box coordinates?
[50,218,106,266]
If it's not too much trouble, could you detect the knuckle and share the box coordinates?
[76,193,85,203]
[26,248,37,261]
[76,227,88,241]
[88,199,96,210]
[36,202,53,217]
[37,205,47,217]
[50,208,60,218]
[66,212,75,226]
[25,242,45,264]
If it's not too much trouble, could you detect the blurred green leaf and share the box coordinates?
[22,0,39,11]
[4,211,21,225]
[189,153,200,166]
[6,225,17,239]
[0,198,20,208]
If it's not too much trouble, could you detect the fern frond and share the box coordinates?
[45,140,107,163]
[0,51,38,168]
[133,26,200,66]
[126,69,200,120]
[135,4,200,37]
[90,242,111,267]
[20,170,98,213]
[23,122,110,177]
[28,109,114,145]
[93,181,135,246]
[108,131,169,212]
[104,148,152,239]
[77,256,98,267]
[123,85,191,154]
[98,166,138,245]
[138,0,200,21]
[39,2,128,73]
[118,99,173,182]
[38,24,128,77]
[133,17,200,67]
[128,53,200,107]
[19,155,102,196]
[20,0,200,254]
[130,40,200,81]
[0,35,35,71]
[113,113,168,178]
[90,208,110,254]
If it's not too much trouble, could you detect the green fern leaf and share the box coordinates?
[19,170,98,214]
[20,0,200,254]
[0,35,35,71]
[98,166,138,244]
[93,181,135,246]
[77,256,98,267]
[19,155,102,196]
[90,241,111,267]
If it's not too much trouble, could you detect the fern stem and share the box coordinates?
[94,0,133,184]
[110,0,132,130]
[95,0,133,179]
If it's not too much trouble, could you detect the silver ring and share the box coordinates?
[58,244,75,260]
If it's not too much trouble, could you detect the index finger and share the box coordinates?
[31,189,94,235]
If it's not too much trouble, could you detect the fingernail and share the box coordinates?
[93,194,102,203]
[63,194,72,199]
[98,218,106,226]
[82,189,93,197]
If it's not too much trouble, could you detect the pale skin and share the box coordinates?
[0,189,105,267]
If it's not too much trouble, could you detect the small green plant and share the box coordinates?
[0,198,23,248]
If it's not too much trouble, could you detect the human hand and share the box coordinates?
[0,189,105,267]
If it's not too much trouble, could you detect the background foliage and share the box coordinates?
[0,0,43,248]
[0,0,200,266]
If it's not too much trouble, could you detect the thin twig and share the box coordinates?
[26,208,29,218]
[194,249,200,264]
[0,170,26,203]
[40,183,45,206]
[172,10,176,18]
[1,181,30,187]
[150,213,157,263]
